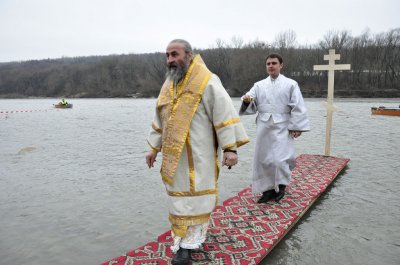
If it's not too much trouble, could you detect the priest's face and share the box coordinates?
[165,42,192,83]
[266,58,283,79]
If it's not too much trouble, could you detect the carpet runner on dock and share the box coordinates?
[102,154,349,265]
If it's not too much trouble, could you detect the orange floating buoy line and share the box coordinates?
[0,109,55,115]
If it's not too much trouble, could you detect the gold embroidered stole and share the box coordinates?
[157,55,212,185]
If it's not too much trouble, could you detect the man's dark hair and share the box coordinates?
[169,39,193,54]
[266,53,283,64]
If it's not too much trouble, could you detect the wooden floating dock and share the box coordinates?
[102,154,349,265]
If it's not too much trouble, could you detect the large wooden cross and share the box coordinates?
[314,49,351,156]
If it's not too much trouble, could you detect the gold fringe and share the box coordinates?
[167,189,217,197]
[169,213,211,226]
[171,224,188,238]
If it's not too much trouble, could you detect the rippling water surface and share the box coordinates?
[0,98,399,265]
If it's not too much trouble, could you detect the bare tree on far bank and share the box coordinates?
[0,28,399,98]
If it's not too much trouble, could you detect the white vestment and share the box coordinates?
[147,58,249,251]
[241,74,310,193]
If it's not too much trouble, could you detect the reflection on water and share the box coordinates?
[0,98,399,265]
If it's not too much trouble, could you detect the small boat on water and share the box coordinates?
[371,106,400,116]
[54,103,73,109]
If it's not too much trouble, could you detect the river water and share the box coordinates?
[0,98,399,265]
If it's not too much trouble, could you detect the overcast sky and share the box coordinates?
[0,0,398,62]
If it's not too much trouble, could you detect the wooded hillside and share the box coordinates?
[0,29,399,98]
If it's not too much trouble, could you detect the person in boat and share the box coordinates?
[240,53,310,204]
[145,39,249,265]
[60,98,68,105]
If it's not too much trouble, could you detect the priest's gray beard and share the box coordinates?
[166,61,189,84]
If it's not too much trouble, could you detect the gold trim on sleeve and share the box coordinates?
[147,140,161,152]
[152,122,162,134]
[214,118,241,130]
[222,138,250,150]
[237,138,250,147]
[150,147,160,153]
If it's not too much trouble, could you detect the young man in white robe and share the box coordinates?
[146,39,249,265]
[240,53,310,204]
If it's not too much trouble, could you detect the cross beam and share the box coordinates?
[313,49,351,156]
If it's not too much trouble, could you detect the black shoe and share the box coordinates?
[172,248,191,265]
[275,185,286,202]
[257,190,276,203]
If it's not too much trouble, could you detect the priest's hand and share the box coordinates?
[146,150,158,168]
[242,95,253,103]
[290,130,302,138]
[222,151,238,168]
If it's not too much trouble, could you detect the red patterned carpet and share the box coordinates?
[102,154,349,265]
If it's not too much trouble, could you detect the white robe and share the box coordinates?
[241,74,310,193]
[147,74,249,225]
